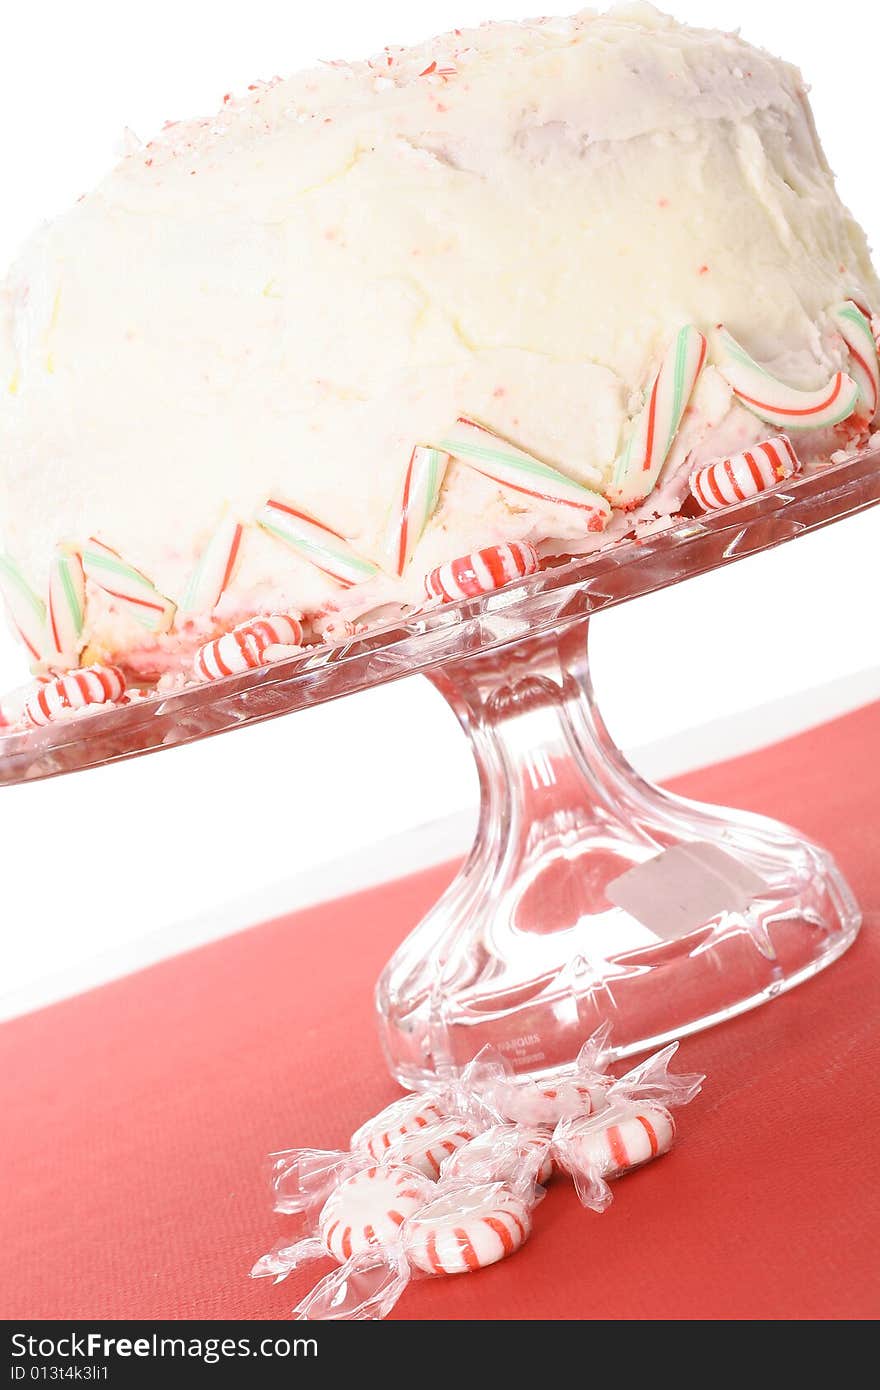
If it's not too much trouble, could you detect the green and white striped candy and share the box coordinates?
[716,327,860,430]
[47,546,87,668]
[257,499,380,588]
[82,537,177,633]
[179,512,245,615]
[438,418,611,531]
[0,553,48,667]
[381,445,449,576]
[608,326,708,509]
[830,301,879,422]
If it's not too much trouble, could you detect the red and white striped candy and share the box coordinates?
[47,547,86,669]
[560,1102,675,1182]
[689,435,801,511]
[425,541,539,603]
[0,553,48,666]
[193,613,303,681]
[608,325,708,508]
[440,1124,554,1188]
[351,1093,449,1162]
[716,328,859,430]
[497,1074,612,1128]
[404,1183,530,1275]
[24,663,126,727]
[439,417,610,529]
[179,513,244,615]
[830,300,880,422]
[318,1165,433,1264]
[382,445,449,576]
[258,499,380,588]
[383,1119,475,1179]
[81,538,176,633]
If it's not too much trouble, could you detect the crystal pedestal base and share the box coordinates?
[376,619,861,1086]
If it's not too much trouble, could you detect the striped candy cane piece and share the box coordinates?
[425,541,540,604]
[440,1124,554,1188]
[830,300,880,421]
[383,1119,475,1180]
[193,613,303,682]
[608,325,708,508]
[47,547,86,668]
[179,513,244,615]
[351,1094,450,1162]
[438,417,611,529]
[404,1183,531,1275]
[318,1165,433,1264]
[258,499,380,588]
[382,445,449,576]
[81,538,176,633]
[0,554,49,665]
[716,328,859,430]
[24,663,126,727]
[689,435,801,511]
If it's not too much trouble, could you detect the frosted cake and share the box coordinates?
[1,5,878,720]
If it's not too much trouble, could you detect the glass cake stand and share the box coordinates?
[2,451,877,1086]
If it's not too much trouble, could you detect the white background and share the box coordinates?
[1,1,878,1015]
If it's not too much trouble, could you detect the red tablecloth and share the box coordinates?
[2,703,879,1321]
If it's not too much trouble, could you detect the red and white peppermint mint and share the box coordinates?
[383,1118,475,1179]
[318,1165,433,1263]
[179,512,244,615]
[404,1183,531,1275]
[24,664,126,727]
[258,499,380,588]
[351,1093,449,1162]
[689,435,801,511]
[557,1102,675,1184]
[716,328,859,430]
[425,540,540,603]
[0,553,49,667]
[193,613,303,681]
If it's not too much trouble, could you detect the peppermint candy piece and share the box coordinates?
[689,435,801,511]
[318,1165,433,1263]
[554,1101,676,1213]
[0,553,49,665]
[24,663,125,727]
[382,1119,476,1180]
[258,499,380,588]
[830,300,880,422]
[179,513,244,615]
[425,541,540,603]
[351,1094,449,1162]
[47,547,86,669]
[716,328,859,430]
[440,1124,554,1188]
[608,325,708,509]
[193,613,303,682]
[404,1183,531,1275]
[438,417,611,529]
[382,445,449,576]
[81,538,176,633]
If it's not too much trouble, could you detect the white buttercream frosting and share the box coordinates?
[1,4,878,674]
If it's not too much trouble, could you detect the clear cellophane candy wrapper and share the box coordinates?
[292,1172,543,1321]
[552,1041,705,1212]
[460,1022,614,1126]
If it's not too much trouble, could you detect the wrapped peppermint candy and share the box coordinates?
[439,1122,554,1188]
[252,1162,435,1285]
[461,1022,614,1127]
[291,1178,539,1321]
[552,1041,705,1212]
